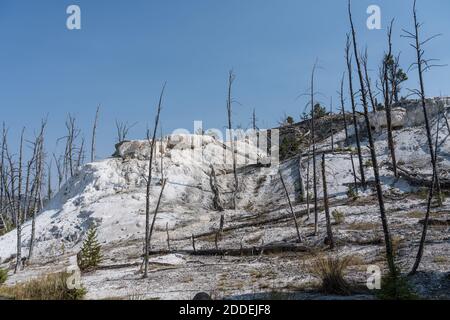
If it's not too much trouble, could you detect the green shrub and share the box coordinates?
[346,185,358,200]
[0,268,8,285]
[0,272,86,300]
[332,210,345,224]
[376,272,418,300]
[364,159,373,168]
[77,227,102,272]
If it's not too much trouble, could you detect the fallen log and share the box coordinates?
[142,243,311,258]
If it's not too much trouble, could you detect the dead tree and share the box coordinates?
[148,178,167,251]
[53,153,63,191]
[209,165,224,233]
[115,120,136,143]
[321,154,334,249]
[340,73,349,145]
[349,0,396,276]
[29,120,46,261]
[143,83,166,278]
[226,70,239,209]
[15,129,25,272]
[278,170,302,243]
[362,49,377,113]
[345,34,366,189]
[91,105,100,163]
[403,0,443,274]
[330,97,334,152]
[383,20,398,177]
[0,124,6,232]
[310,62,319,235]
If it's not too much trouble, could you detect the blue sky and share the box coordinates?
[1,0,450,159]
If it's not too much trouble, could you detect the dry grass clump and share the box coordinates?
[0,272,86,300]
[309,255,353,296]
[347,221,379,231]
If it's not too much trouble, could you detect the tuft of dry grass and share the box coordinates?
[347,221,379,231]
[309,255,353,296]
[0,272,86,300]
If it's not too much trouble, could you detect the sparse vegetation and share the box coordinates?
[309,255,353,296]
[377,272,418,300]
[0,272,86,300]
[346,185,358,200]
[0,268,8,285]
[364,159,373,168]
[332,210,345,224]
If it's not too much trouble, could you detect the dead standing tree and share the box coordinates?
[345,34,366,190]
[226,70,239,210]
[29,121,46,261]
[403,0,444,275]
[382,20,399,178]
[91,105,100,163]
[310,62,319,235]
[278,170,302,243]
[321,154,334,249]
[349,0,396,276]
[143,83,166,279]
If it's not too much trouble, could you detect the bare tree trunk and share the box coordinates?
[330,97,334,152]
[407,0,444,270]
[166,222,171,251]
[346,34,366,189]
[29,122,45,261]
[383,21,398,178]
[349,0,396,276]
[226,70,239,210]
[362,49,377,113]
[310,62,319,235]
[91,105,100,163]
[321,154,334,249]
[278,170,302,243]
[15,129,25,272]
[340,73,349,145]
[143,83,166,278]
[148,179,167,251]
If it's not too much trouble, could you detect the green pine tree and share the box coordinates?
[77,227,102,272]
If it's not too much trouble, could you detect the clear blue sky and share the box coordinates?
[1,0,450,159]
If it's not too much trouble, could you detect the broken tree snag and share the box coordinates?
[191,234,196,253]
[209,165,224,212]
[345,34,366,190]
[166,222,171,251]
[321,154,335,250]
[349,0,396,276]
[148,178,167,252]
[226,70,239,210]
[278,170,302,243]
[91,104,100,163]
[297,155,305,203]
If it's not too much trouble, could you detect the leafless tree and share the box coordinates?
[340,73,349,144]
[29,120,46,261]
[278,170,302,243]
[346,34,366,189]
[321,154,334,249]
[143,83,166,278]
[403,0,444,274]
[362,49,377,113]
[115,120,136,143]
[310,62,319,235]
[349,0,396,276]
[226,70,239,209]
[382,20,399,177]
[91,105,100,163]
